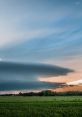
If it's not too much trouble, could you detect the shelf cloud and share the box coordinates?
[0,62,73,90]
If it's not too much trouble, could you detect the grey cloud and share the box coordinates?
[0,81,65,91]
[0,61,73,75]
[0,61,74,90]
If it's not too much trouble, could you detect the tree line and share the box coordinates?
[1,90,82,96]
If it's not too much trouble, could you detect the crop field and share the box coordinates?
[0,96,82,117]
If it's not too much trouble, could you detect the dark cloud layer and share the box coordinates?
[0,81,65,91]
[0,62,73,90]
[0,62,73,75]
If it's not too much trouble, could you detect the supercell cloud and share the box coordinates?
[0,62,73,90]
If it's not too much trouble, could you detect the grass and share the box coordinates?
[0,96,82,117]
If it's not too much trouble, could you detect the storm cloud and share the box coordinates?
[0,62,73,90]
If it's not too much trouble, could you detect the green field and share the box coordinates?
[0,96,82,117]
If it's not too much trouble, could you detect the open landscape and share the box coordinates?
[0,96,82,117]
[0,0,82,116]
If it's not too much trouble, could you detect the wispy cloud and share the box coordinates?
[0,0,82,48]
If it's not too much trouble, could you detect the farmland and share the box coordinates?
[0,96,82,117]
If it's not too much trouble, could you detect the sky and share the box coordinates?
[0,0,82,91]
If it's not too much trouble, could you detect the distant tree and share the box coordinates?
[19,92,22,96]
